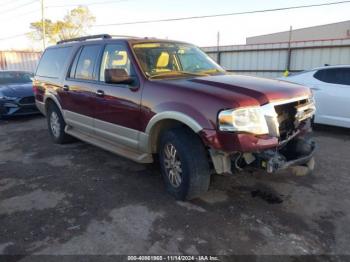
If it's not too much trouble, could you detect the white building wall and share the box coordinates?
[202,39,350,78]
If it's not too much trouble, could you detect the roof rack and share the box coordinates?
[110,34,142,38]
[57,34,112,44]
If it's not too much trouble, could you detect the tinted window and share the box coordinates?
[69,47,82,79]
[314,68,350,85]
[74,45,101,80]
[36,47,72,78]
[99,44,134,82]
[0,71,33,84]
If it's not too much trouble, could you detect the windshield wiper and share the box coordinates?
[148,71,209,79]
[198,69,225,75]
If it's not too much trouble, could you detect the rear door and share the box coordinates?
[62,44,103,134]
[312,68,350,127]
[93,43,142,150]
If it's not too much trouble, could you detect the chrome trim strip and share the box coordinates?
[268,95,310,106]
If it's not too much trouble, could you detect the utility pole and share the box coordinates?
[285,25,293,76]
[41,0,46,50]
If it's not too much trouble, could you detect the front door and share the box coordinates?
[93,43,143,150]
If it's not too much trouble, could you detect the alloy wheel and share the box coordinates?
[50,111,60,138]
[163,143,183,188]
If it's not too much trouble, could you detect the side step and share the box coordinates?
[65,126,153,164]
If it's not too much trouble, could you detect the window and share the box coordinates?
[132,42,224,79]
[314,68,350,85]
[0,72,33,84]
[36,47,72,78]
[74,45,101,80]
[99,44,134,82]
[69,47,82,79]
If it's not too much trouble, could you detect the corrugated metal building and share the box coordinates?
[202,38,350,78]
[0,51,41,72]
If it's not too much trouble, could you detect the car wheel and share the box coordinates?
[47,103,73,144]
[159,127,211,200]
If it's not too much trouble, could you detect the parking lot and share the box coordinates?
[0,115,349,256]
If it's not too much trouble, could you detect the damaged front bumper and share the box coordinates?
[210,134,315,175]
[253,136,315,173]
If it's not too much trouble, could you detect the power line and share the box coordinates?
[94,0,350,27]
[0,9,39,21]
[2,0,27,7]
[46,0,133,8]
[0,33,30,41]
[0,0,38,15]
[1,0,350,42]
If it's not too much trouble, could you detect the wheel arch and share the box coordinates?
[44,95,63,116]
[143,112,204,154]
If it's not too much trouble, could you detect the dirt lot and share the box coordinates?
[0,116,350,258]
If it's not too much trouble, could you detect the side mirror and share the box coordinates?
[105,68,134,85]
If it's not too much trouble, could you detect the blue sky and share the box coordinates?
[0,0,350,50]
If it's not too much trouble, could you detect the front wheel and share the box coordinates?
[159,128,211,200]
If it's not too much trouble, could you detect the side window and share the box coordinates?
[314,68,350,85]
[336,68,350,85]
[74,45,101,80]
[99,44,134,82]
[36,47,72,78]
[314,69,332,83]
[69,47,82,79]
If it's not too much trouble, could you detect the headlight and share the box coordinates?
[218,107,269,135]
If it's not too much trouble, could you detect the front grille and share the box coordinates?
[19,96,35,105]
[274,99,311,139]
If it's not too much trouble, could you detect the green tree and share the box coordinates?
[28,6,96,44]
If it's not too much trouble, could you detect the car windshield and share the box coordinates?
[0,71,33,84]
[132,42,225,79]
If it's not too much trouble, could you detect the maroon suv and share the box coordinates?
[34,34,316,200]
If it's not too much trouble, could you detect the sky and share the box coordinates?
[0,0,350,50]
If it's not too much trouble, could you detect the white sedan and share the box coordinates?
[280,65,350,128]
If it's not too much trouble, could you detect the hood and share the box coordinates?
[158,74,311,107]
[0,82,33,98]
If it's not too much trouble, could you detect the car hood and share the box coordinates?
[159,74,311,107]
[0,82,33,98]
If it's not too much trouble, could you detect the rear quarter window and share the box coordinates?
[36,47,72,78]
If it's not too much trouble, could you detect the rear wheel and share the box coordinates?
[159,128,211,200]
[47,103,73,144]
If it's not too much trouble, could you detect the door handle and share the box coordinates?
[63,85,70,91]
[96,90,104,97]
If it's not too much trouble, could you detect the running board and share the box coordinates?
[65,126,153,164]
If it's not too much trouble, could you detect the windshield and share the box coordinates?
[0,71,33,84]
[132,42,225,79]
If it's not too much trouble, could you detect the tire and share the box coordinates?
[46,103,73,144]
[159,127,211,200]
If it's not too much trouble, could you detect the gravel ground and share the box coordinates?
[0,115,349,259]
